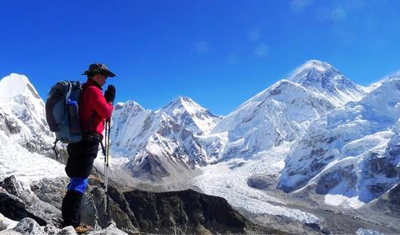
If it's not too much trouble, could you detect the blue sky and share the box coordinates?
[1,0,399,115]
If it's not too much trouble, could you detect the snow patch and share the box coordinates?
[0,133,65,190]
[324,194,365,209]
[356,228,385,235]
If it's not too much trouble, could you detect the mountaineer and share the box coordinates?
[61,63,116,233]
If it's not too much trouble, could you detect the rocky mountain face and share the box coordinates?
[278,77,400,203]
[110,97,220,182]
[0,174,283,235]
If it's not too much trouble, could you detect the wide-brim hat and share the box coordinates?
[82,63,116,77]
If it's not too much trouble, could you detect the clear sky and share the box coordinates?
[1,0,399,115]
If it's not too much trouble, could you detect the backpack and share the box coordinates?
[45,81,83,157]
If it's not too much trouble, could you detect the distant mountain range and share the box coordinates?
[1,60,399,223]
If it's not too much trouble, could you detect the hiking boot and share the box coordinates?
[74,223,93,234]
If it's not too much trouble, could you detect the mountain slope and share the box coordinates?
[278,77,400,205]
[110,97,220,183]
[208,80,335,161]
[0,74,65,188]
[0,73,54,156]
[208,60,362,161]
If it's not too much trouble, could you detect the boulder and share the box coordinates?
[0,188,47,226]
[0,213,6,231]
[12,218,46,235]
[56,226,77,235]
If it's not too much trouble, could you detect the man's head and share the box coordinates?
[83,63,116,87]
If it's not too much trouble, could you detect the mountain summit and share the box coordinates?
[0,73,41,99]
[0,74,53,157]
[161,96,221,135]
[289,60,366,105]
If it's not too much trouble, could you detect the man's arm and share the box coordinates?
[87,87,113,119]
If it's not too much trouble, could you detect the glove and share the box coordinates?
[104,85,116,103]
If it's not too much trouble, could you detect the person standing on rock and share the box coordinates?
[62,63,116,233]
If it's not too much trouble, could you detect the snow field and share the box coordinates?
[0,134,66,190]
[194,143,320,224]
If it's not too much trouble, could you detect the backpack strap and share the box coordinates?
[100,141,106,156]
[52,139,59,160]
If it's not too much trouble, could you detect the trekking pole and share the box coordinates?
[104,119,111,217]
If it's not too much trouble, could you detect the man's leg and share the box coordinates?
[61,178,88,227]
[63,140,98,228]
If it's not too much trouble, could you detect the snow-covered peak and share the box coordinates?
[114,100,145,112]
[288,60,366,106]
[365,73,400,93]
[0,73,40,99]
[162,96,202,113]
[362,77,400,104]
[235,80,306,110]
[358,77,400,122]
[160,96,220,135]
[289,60,345,86]
[290,60,335,80]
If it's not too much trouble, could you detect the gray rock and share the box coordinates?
[0,188,47,226]
[0,176,33,206]
[122,189,276,234]
[43,224,61,235]
[87,223,128,235]
[12,218,46,235]
[1,176,63,227]
[316,165,356,195]
[56,226,77,235]
[81,186,138,233]
[0,213,6,231]
[30,177,69,210]
[247,174,276,190]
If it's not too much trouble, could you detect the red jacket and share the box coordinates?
[80,79,113,137]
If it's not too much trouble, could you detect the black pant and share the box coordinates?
[62,140,99,228]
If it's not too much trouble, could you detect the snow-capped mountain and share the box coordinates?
[108,60,372,184]
[207,79,335,160]
[278,76,400,205]
[207,60,364,161]
[0,73,54,156]
[160,96,221,135]
[1,64,399,234]
[0,73,65,187]
[110,97,220,182]
[288,60,366,106]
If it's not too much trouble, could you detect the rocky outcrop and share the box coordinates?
[1,175,279,234]
[30,177,69,210]
[388,183,400,215]
[0,217,128,235]
[0,176,55,227]
[123,189,283,234]
[82,178,279,234]
[247,174,276,190]
[12,218,47,235]
[316,165,357,195]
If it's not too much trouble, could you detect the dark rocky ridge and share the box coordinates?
[0,175,285,234]
[120,189,280,234]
